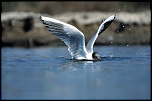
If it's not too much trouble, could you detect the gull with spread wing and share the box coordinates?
[40,15,116,61]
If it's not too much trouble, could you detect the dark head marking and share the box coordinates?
[92,52,101,61]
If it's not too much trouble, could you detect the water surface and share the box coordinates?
[2,46,151,99]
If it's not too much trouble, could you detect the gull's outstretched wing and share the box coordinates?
[86,15,116,53]
[40,16,87,59]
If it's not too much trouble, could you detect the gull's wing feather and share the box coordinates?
[86,15,116,53]
[40,16,87,59]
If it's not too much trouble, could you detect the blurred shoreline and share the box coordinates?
[2,11,151,48]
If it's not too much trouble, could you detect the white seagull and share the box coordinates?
[40,15,116,61]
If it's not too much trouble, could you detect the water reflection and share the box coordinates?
[40,60,105,99]
[2,46,150,99]
[50,56,132,72]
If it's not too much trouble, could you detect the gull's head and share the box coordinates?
[92,52,101,61]
[98,15,116,35]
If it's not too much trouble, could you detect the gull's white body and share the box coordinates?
[40,15,116,60]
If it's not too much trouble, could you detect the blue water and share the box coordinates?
[1,46,151,100]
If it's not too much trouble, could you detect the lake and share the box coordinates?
[1,45,151,100]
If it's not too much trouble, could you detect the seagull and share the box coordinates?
[40,15,116,61]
